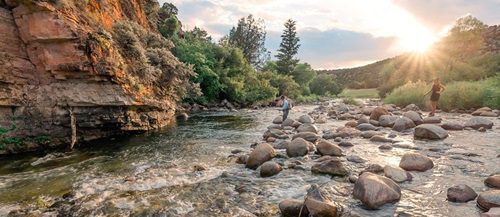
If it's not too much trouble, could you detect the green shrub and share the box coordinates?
[296,94,321,103]
[384,81,429,109]
[343,97,359,106]
[310,74,343,96]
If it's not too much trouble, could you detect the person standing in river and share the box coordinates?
[425,78,445,116]
[280,95,290,121]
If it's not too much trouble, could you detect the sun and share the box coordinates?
[399,29,436,53]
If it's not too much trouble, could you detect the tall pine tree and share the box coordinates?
[276,19,300,74]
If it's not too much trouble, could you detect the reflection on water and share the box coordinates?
[0,106,498,216]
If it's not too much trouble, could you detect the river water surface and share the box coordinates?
[0,104,499,216]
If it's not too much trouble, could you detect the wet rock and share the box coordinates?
[268,124,283,130]
[311,159,348,177]
[266,137,277,143]
[370,107,389,121]
[349,175,358,183]
[263,129,288,140]
[353,172,401,209]
[231,149,244,154]
[369,120,380,126]
[334,137,342,142]
[345,120,358,128]
[364,164,384,173]
[297,124,319,134]
[273,116,283,124]
[485,175,500,189]
[260,161,282,177]
[316,139,343,156]
[423,116,442,124]
[315,116,327,124]
[403,111,423,125]
[370,135,393,143]
[347,155,367,163]
[479,127,487,132]
[298,115,314,124]
[338,141,354,147]
[293,132,320,143]
[477,190,500,211]
[482,207,500,217]
[480,111,499,117]
[279,199,308,217]
[379,115,398,127]
[357,123,377,131]
[446,184,477,202]
[414,124,448,140]
[379,144,393,150]
[388,132,397,138]
[282,118,301,128]
[236,155,249,164]
[357,116,370,125]
[273,140,290,150]
[287,138,310,157]
[246,143,276,169]
[392,117,416,132]
[441,122,464,131]
[399,153,434,172]
[193,164,207,171]
[384,165,412,183]
[403,104,419,111]
[361,130,384,139]
[304,197,338,217]
[362,107,374,115]
[472,107,492,116]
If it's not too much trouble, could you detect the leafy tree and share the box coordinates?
[227,15,269,69]
[276,19,300,74]
[258,71,300,98]
[159,15,180,38]
[440,15,487,60]
[309,74,343,96]
[158,2,178,21]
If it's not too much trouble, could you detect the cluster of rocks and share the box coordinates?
[231,101,498,215]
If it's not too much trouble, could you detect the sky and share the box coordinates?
[159,0,500,69]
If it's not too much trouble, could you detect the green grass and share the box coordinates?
[295,94,321,103]
[340,88,379,98]
[384,78,500,111]
[342,97,359,106]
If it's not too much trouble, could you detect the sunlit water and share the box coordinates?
[0,104,499,216]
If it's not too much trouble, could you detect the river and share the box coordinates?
[0,103,499,216]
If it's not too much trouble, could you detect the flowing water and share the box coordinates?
[0,104,499,216]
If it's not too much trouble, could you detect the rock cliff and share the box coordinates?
[0,0,192,154]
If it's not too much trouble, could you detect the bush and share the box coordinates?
[342,97,359,106]
[296,94,321,103]
[384,78,500,111]
[258,71,300,98]
[309,74,343,96]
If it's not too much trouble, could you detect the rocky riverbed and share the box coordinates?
[1,100,499,216]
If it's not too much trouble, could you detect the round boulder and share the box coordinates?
[485,174,500,189]
[282,118,301,128]
[353,172,401,209]
[392,117,416,132]
[384,165,412,183]
[345,120,358,128]
[316,139,343,156]
[379,115,398,127]
[414,124,448,140]
[246,143,276,169]
[423,116,442,124]
[465,117,494,130]
[260,161,282,177]
[311,159,348,177]
[297,123,319,134]
[287,138,310,157]
[447,184,477,202]
[441,122,464,131]
[403,111,423,125]
[370,135,393,143]
[298,115,314,124]
[279,199,308,217]
[357,123,377,131]
[370,107,389,121]
[293,132,320,143]
[399,153,434,172]
[477,190,500,211]
[273,116,283,124]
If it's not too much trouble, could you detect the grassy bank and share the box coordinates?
[384,77,500,111]
[340,88,379,99]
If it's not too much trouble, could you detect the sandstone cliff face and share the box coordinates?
[0,0,187,153]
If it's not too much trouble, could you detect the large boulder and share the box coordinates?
[370,107,389,121]
[485,174,500,189]
[392,117,416,132]
[447,184,477,202]
[357,116,370,125]
[287,138,310,157]
[403,111,423,125]
[362,107,374,115]
[353,172,401,209]
[414,124,448,140]
[316,139,342,156]
[260,161,282,177]
[482,207,500,217]
[282,118,301,128]
[472,107,493,116]
[379,115,398,127]
[263,129,288,140]
[304,185,338,217]
[441,122,464,131]
[465,117,494,130]
[279,199,308,217]
[399,153,434,172]
[357,123,377,131]
[384,165,412,183]
[297,124,319,134]
[360,130,384,139]
[272,116,283,124]
[311,159,348,177]
[477,190,500,211]
[403,104,419,111]
[298,115,314,124]
[293,132,320,143]
[246,143,276,169]
[423,116,442,124]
